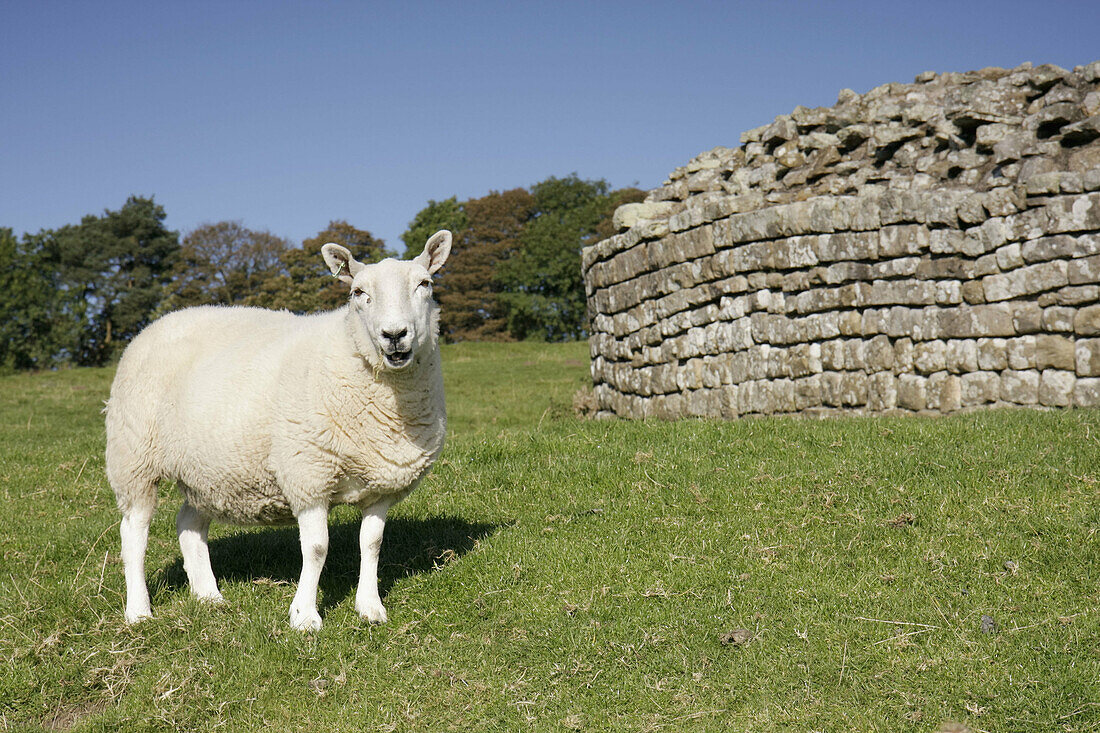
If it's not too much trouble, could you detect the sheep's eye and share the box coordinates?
[352,288,370,302]
[417,279,432,292]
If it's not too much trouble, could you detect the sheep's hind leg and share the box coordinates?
[120,502,155,624]
[289,503,329,631]
[176,500,224,604]
[356,496,394,624]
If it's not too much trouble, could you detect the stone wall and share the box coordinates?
[582,60,1100,419]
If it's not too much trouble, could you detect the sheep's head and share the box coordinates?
[321,230,452,371]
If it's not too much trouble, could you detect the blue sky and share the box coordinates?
[3,0,1099,254]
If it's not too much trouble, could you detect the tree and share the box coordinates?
[161,221,288,311]
[434,188,535,341]
[400,197,468,259]
[0,228,65,370]
[303,220,391,264]
[247,221,390,313]
[44,196,179,365]
[493,175,645,341]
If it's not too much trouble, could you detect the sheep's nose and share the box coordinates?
[381,327,407,342]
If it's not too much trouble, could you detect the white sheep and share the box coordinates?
[104,230,452,630]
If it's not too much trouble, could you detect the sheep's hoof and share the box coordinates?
[289,605,323,631]
[195,591,225,605]
[124,608,152,625]
[357,601,388,625]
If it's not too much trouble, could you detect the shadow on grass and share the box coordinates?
[153,515,500,614]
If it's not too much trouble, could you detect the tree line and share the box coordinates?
[0,175,643,371]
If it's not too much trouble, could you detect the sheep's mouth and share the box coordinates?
[384,349,412,368]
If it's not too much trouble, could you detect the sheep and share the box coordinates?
[104,230,452,630]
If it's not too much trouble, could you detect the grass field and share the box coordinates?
[1,340,1098,732]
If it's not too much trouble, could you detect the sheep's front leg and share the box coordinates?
[356,497,394,624]
[290,503,329,631]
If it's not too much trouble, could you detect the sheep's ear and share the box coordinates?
[415,230,452,276]
[321,243,363,285]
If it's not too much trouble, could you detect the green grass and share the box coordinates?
[1,341,1098,732]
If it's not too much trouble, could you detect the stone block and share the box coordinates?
[807,197,851,232]
[683,388,717,417]
[897,373,927,410]
[613,202,678,231]
[719,385,740,419]
[685,169,723,194]
[867,372,898,411]
[879,225,931,257]
[961,280,986,304]
[1075,305,1100,336]
[1039,369,1076,407]
[910,308,946,343]
[861,308,883,336]
[1076,339,1100,377]
[935,280,962,304]
[888,306,939,340]
[1075,378,1100,407]
[961,371,1000,406]
[865,335,895,373]
[1021,234,1098,264]
[1024,172,1064,196]
[838,310,863,336]
[958,193,987,224]
[1034,334,1076,371]
[976,122,1013,148]
[945,339,979,373]
[1042,193,1100,235]
[764,117,798,145]
[814,231,878,262]
[770,379,797,413]
[1068,254,1100,285]
[916,256,974,280]
[886,339,911,373]
[1047,285,1100,307]
[914,340,947,374]
[867,280,938,306]
[1006,336,1037,370]
[1041,306,1076,332]
[1012,302,1043,334]
[979,218,1010,250]
[821,339,865,371]
[872,256,921,279]
[930,228,985,257]
[982,260,1068,302]
[819,339,842,371]
[637,219,670,240]
[653,393,683,419]
[821,371,868,407]
[977,338,1008,370]
[927,372,962,412]
[1001,369,1040,404]
[938,304,1015,338]
[973,253,1000,277]
[787,342,822,377]
[983,186,1025,217]
[792,375,822,411]
[737,380,764,415]
[773,236,820,268]
[995,242,1023,270]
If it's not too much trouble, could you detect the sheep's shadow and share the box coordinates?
[153,514,500,614]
